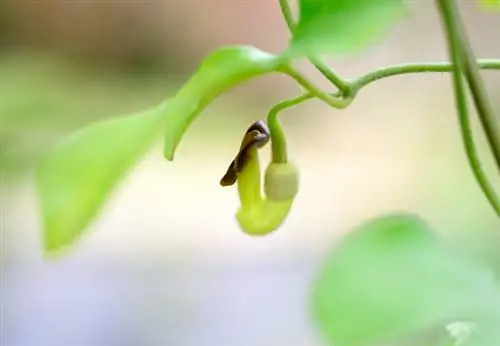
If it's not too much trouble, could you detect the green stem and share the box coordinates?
[267,94,313,163]
[436,0,500,172]
[435,0,500,216]
[274,58,500,216]
[350,60,500,90]
[280,64,352,109]
[277,0,351,95]
[279,60,500,110]
[278,0,295,34]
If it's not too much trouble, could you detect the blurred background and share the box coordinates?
[1,1,500,346]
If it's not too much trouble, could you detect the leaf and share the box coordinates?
[163,45,283,160]
[288,0,408,58]
[37,104,166,254]
[312,213,499,346]
[37,45,282,254]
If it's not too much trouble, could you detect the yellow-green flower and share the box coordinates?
[220,120,298,235]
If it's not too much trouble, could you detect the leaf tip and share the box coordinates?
[42,239,75,260]
[40,213,85,258]
[41,225,72,259]
[163,142,176,161]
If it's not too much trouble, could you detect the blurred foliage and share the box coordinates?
[312,213,500,345]
[38,105,166,254]
[0,51,179,176]
[289,0,407,57]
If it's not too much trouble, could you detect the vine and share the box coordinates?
[36,0,500,253]
[33,0,500,345]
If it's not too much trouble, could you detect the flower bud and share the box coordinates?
[264,162,299,201]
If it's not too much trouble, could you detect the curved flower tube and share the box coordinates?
[220,121,298,235]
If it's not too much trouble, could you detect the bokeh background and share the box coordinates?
[1,1,500,346]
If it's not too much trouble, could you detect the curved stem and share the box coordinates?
[274,57,500,216]
[278,0,351,95]
[437,0,500,172]
[280,64,352,109]
[350,60,500,90]
[436,0,500,216]
[279,60,500,111]
[267,94,314,163]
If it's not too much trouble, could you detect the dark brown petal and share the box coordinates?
[219,120,270,187]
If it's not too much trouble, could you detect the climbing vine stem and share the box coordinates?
[267,94,314,163]
[274,0,500,217]
[279,63,353,109]
[435,0,500,216]
[436,0,500,173]
[275,57,500,215]
[350,60,500,90]
[278,60,500,113]
[278,0,352,95]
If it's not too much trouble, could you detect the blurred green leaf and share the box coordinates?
[287,0,408,58]
[312,213,499,345]
[37,105,166,254]
[0,52,178,177]
[163,45,283,160]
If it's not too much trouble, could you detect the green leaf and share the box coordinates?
[37,104,166,254]
[288,0,408,58]
[163,45,283,160]
[312,213,499,345]
[37,45,282,255]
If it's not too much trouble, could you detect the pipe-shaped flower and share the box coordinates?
[220,120,299,235]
